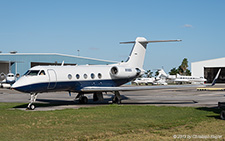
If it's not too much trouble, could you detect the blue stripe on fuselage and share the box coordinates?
[13,78,134,93]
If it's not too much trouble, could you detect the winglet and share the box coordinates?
[211,69,221,86]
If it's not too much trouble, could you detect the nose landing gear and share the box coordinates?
[27,93,38,110]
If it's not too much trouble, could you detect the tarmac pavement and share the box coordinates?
[1,84,225,111]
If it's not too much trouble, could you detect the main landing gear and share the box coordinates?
[75,91,122,104]
[76,92,88,104]
[27,93,38,110]
[112,91,122,104]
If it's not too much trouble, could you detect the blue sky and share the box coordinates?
[1,0,225,73]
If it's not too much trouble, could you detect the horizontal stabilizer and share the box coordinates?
[120,39,182,44]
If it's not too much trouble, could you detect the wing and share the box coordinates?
[81,84,205,92]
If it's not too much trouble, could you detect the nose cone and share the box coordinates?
[11,82,19,89]
[11,77,30,93]
[11,81,24,92]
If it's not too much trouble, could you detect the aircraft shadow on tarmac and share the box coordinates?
[13,95,202,109]
[13,95,128,108]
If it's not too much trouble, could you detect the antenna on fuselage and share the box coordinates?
[61,61,64,66]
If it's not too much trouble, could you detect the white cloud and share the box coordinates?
[183,24,193,28]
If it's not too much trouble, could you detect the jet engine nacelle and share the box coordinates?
[110,66,141,79]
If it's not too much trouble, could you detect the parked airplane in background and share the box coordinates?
[132,77,168,85]
[157,69,207,84]
[12,37,204,110]
[0,73,18,88]
[132,77,157,85]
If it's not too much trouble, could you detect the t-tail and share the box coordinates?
[120,37,182,69]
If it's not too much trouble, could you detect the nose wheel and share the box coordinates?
[27,93,38,110]
[27,104,36,110]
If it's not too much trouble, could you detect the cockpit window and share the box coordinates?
[24,70,30,76]
[39,70,46,75]
[26,70,40,76]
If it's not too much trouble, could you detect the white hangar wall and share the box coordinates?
[191,57,225,82]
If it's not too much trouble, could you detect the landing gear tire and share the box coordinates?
[112,97,121,104]
[220,110,225,120]
[79,96,88,104]
[27,104,35,110]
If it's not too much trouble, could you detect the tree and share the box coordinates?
[155,70,159,76]
[185,69,191,76]
[169,67,178,75]
[177,65,183,75]
[145,70,153,78]
[179,58,188,75]
[169,58,191,75]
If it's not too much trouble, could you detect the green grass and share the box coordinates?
[0,103,225,140]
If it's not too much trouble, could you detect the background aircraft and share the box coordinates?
[157,69,207,84]
[132,77,157,85]
[0,72,18,88]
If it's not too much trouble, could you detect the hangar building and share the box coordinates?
[191,57,225,83]
[0,53,116,80]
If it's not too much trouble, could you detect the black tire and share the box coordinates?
[79,96,88,104]
[93,93,98,101]
[220,110,225,120]
[27,104,35,110]
[112,97,121,104]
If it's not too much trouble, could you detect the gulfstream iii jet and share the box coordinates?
[12,37,183,110]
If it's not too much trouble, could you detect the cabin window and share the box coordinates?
[76,74,80,79]
[26,70,40,76]
[68,74,72,79]
[39,70,46,75]
[84,74,88,79]
[98,73,102,79]
[91,73,95,79]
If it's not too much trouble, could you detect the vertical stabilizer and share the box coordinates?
[120,37,181,69]
[125,37,147,69]
[158,69,168,78]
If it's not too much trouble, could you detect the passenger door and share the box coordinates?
[47,69,57,89]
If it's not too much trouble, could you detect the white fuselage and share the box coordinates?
[172,75,207,84]
[12,63,141,93]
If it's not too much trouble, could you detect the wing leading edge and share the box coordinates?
[81,84,205,92]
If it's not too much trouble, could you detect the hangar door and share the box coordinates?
[204,67,225,83]
[0,61,16,81]
[0,62,9,81]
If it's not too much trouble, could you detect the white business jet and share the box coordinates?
[0,72,18,88]
[132,77,157,85]
[157,69,207,84]
[12,37,184,110]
